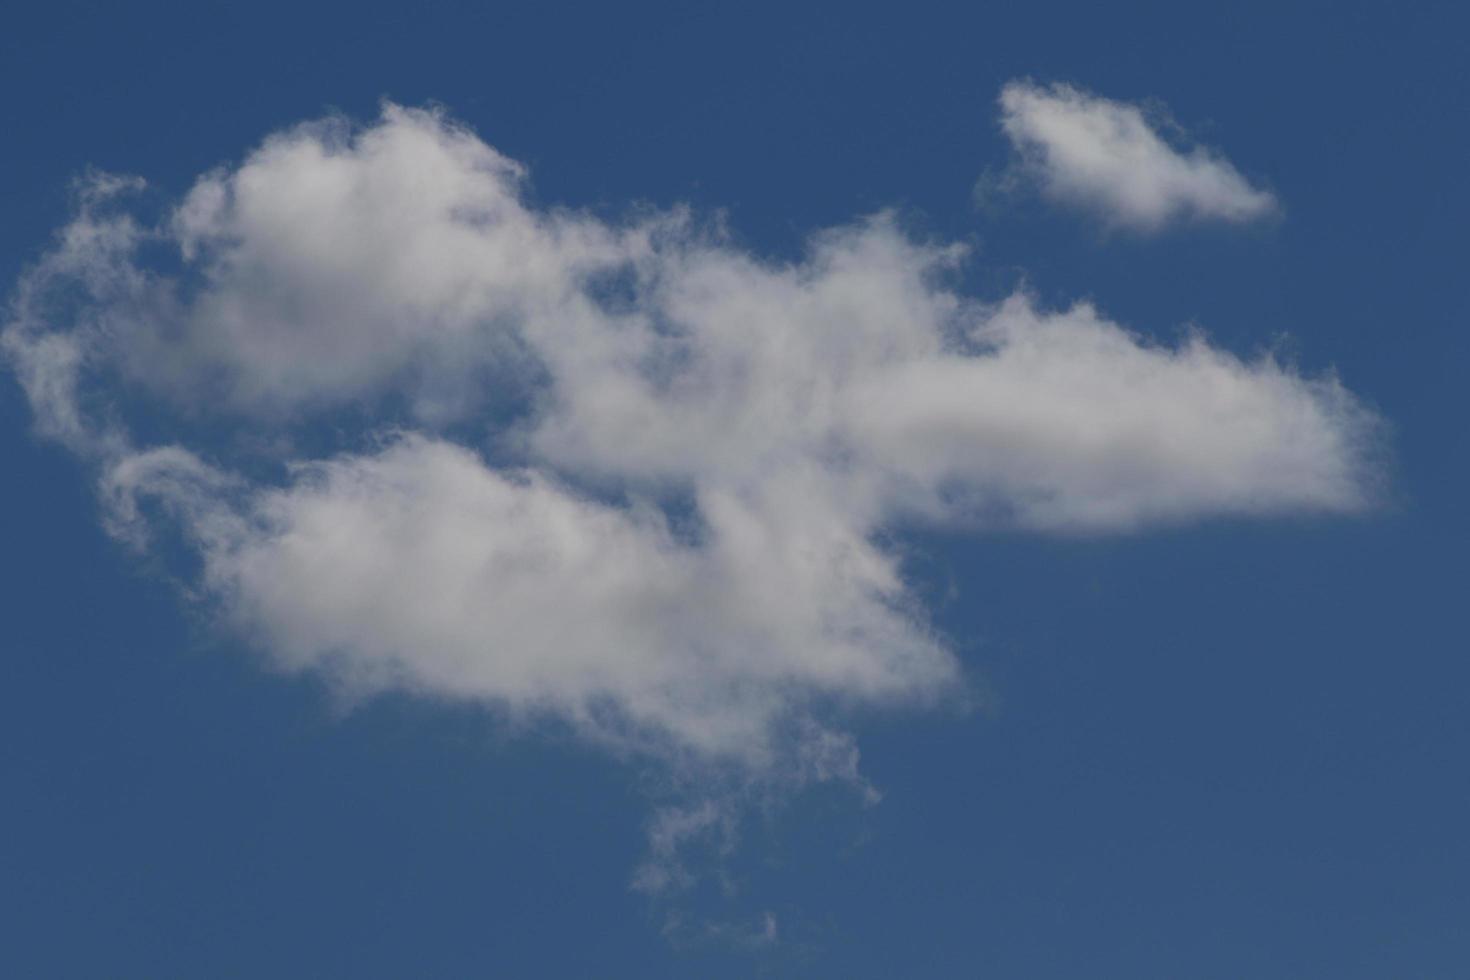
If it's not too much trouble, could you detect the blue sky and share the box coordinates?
[2,2,1466,977]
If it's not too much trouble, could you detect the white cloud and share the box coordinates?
[174,435,955,764]
[997,81,1278,230]
[3,104,1379,859]
[848,296,1374,529]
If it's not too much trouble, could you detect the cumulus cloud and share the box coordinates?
[3,103,1378,876]
[995,80,1278,230]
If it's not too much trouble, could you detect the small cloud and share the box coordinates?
[659,909,780,952]
[993,80,1278,231]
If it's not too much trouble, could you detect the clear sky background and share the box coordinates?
[2,2,1466,977]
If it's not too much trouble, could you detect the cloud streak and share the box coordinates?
[996,81,1278,231]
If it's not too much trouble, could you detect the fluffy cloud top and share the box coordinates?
[997,81,1278,230]
[4,102,1376,784]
